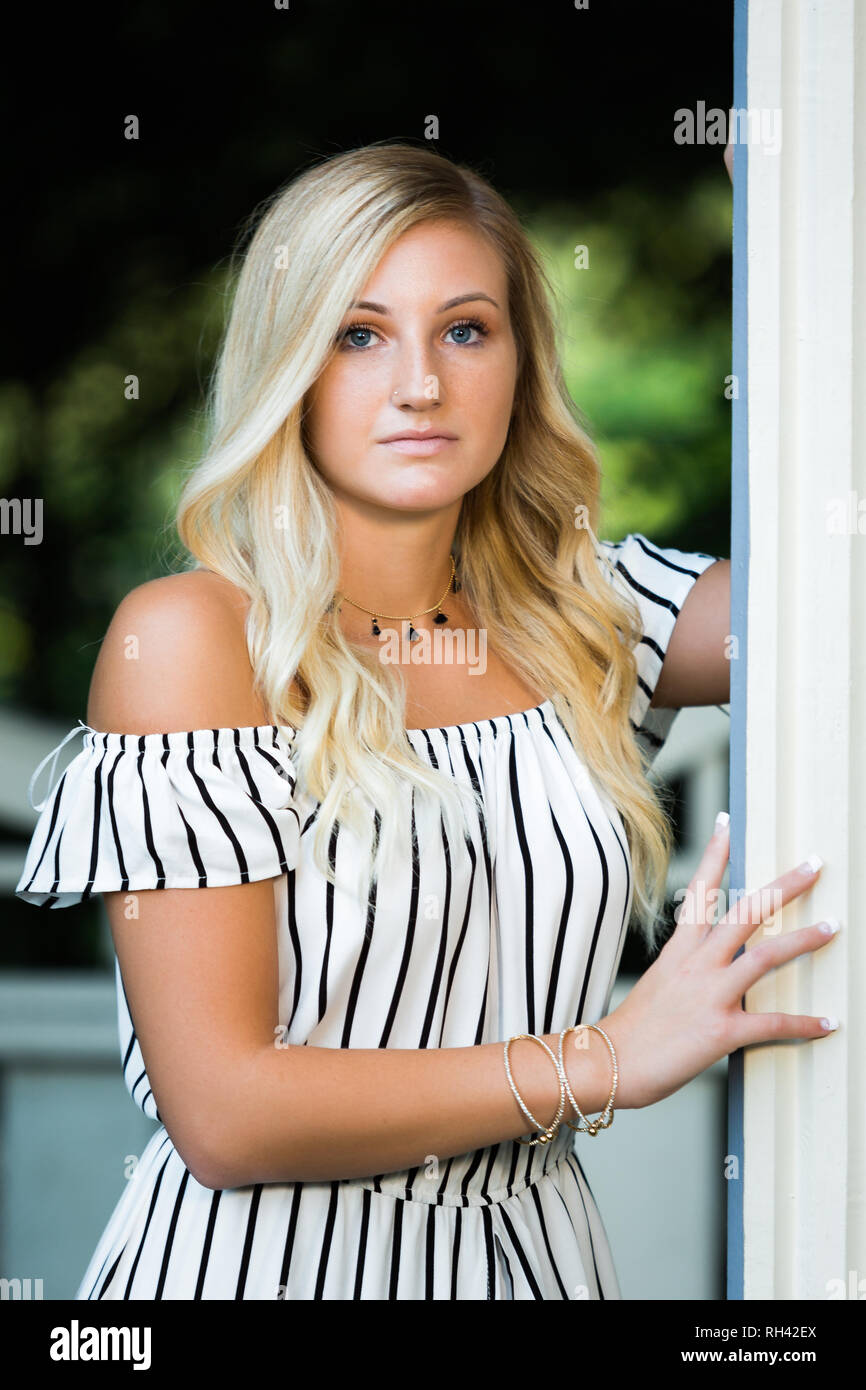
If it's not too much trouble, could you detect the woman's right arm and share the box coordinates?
[102,874,614,1188]
[91,574,839,1191]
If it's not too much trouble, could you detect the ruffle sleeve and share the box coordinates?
[595,531,722,762]
[15,719,303,908]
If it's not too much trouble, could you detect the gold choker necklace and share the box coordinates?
[329,555,459,642]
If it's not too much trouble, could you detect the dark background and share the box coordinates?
[2,0,734,968]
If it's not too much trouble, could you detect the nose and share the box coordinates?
[390,339,441,408]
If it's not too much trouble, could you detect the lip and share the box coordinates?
[379,436,457,456]
[378,429,458,442]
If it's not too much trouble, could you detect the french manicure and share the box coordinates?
[714,811,730,833]
[818,918,842,936]
[820,1017,840,1032]
[798,854,823,875]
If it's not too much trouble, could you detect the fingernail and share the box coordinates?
[820,1017,839,1031]
[818,918,842,935]
[798,854,823,875]
[714,811,730,832]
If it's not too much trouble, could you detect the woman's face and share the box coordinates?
[304,219,519,513]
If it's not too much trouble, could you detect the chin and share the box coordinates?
[358,470,477,508]
[377,488,466,512]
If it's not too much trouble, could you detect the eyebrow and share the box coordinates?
[348,292,501,314]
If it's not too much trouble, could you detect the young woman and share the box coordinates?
[16,142,836,1300]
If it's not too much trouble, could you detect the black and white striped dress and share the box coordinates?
[15,533,719,1300]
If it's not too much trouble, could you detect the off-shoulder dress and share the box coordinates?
[15,533,719,1300]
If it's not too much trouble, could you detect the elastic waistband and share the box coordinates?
[353,1130,576,1207]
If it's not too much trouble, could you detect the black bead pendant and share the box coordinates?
[408,623,420,642]
[434,609,448,624]
[371,618,381,635]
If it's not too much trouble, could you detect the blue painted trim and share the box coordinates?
[727,0,748,1302]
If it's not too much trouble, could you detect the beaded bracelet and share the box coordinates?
[503,1033,566,1146]
[558,1024,619,1135]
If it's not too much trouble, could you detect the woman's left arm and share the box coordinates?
[650,557,731,709]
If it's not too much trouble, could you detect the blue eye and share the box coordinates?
[341,324,377,350]
[447,318,489,345]
[337,317,490,350]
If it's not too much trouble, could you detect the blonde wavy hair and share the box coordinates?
[175,140,675,951]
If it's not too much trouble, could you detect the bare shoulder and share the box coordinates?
[86,569,272,735]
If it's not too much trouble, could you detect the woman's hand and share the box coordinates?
[594,819,840,1109]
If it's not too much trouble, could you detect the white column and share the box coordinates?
[743,0,865,1298]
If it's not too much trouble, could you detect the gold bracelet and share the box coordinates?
[503,1033,566,1146]
[558,1024,618,1136]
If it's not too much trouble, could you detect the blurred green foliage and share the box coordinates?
[529,177,731,548]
